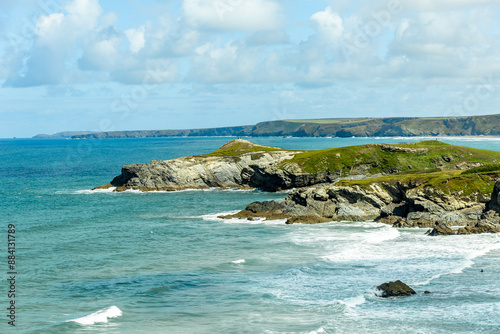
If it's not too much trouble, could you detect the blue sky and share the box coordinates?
[1,0,500,137]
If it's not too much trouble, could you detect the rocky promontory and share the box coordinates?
[222,176,498,228]
[96,139,342,192]
[99,139,500,233]
[98,139,500,192]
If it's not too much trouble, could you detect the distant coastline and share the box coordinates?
[33,114,500,139]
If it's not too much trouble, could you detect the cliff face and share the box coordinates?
[107,149,298,191]
[99,139,500,194]
[228,180,489,228]
[99,138,500,233]
[100,139,342,191]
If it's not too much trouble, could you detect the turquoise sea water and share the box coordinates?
[2,136,500,334]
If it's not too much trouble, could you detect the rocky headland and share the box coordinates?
[98,139,500,234]
[36,114,500,138]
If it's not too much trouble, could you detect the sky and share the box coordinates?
[0,0,500,138]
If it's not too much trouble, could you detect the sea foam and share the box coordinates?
[362,226,400,243]
[231,259,246,264]
[67,306,122,325]
[73,187,116,194]
[201,212,286,225]
[341,294,366,308]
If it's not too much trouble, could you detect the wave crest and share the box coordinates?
[67,306,122,325]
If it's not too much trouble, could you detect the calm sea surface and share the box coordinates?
[1,136,500,333]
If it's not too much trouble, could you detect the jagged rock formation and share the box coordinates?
[97,139,500,193]
[224,173,500,235]
[98,140,302,191]
[424,179,500,235]
[97,139,500,234]
[224,180,489,227]
[376,281,416,298]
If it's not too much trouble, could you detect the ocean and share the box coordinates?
[2,136,500,334]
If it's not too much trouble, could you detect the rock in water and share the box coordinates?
[376,280,416,298]
[427,221,456,236]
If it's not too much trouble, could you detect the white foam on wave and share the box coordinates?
[67,306,122,325]
[201,211,239,221]
[412,240,500,286]
[362,226,400,244]
[72,187,259,195]
[340,294,366,308]
[286,221,500,287]
[170,187,257,193]
[291,222,400,248]
[231,259,246,264]
[201,212,286,225]
[307,327,326,334]
[73,187,116,194]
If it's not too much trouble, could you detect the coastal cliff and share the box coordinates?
[35,114,500,139]
[97,140,301,191]
[224,174,496,227]
[99,139,500,233]
[97,139,500,192]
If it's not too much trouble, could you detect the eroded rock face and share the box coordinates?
[456,211,500,234]
[486,179,500,212]
[100,139,349,192]
[106,149,302,191]
[225,181,486,227]
[376,280,416,298]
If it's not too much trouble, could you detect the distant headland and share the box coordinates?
[33,114,500,139]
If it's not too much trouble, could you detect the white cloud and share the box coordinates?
[35,13,64,40]
[387,9,496,80]
[310,6,344,41]
[6,0,104,87]
[125,25,146,54]
[190,41,260,83]
[183,0,283,31]
[3,0,500,89]
[78,26,122,71]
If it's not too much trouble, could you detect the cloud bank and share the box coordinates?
[2,0,500,88]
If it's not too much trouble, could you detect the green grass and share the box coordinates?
[461,164,500,175]
[338,169,500,198]
[199,139,500,197]
[200,139,293,157]
[284,118,372,125]
[279,140,500,175]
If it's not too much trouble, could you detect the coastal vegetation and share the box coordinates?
[281,140,500,175]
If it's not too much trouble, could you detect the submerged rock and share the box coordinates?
[376,280,416,298]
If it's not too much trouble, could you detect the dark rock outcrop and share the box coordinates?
[427,222,456,236]
[376,280,416,298]
[224,180,487,227]
[225,177,500,236]
[426,179,500,235]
